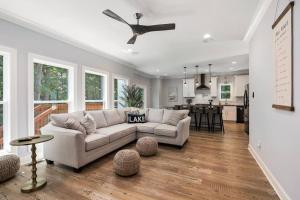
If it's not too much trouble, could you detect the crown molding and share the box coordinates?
[0,8,143,71]
[243,0,273,43]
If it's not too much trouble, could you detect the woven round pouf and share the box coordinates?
[136,137,158,156]
[0,154,20,182]
[113,149,140,176]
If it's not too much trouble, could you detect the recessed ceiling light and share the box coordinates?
[232,61,237,65]
[203,34,211,39]
[163,73,168,76]
[229,67,235,71]
[127,48,133,52]
[156,69,160,72]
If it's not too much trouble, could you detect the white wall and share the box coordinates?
[0,18,151,156]
[249,1,300,199]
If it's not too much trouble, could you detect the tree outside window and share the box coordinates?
[85,72,104,110]
[220,84,231,101]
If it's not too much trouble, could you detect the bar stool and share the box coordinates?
[211,106,224,133]
[188,106,198,130]
[199,106,211,131]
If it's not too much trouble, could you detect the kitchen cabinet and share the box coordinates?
[183,79,195,98]
[210,77,218,97]
[234,75,249,96]
[222,106,237,121]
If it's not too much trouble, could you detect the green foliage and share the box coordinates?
[85,73,103,100]
[120,84,144,108]
[34,63,68,101]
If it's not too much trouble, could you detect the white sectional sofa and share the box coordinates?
[41,108,191,171]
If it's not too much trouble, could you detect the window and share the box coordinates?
[83,67,108,110]
[113,76,128,108]
[29,54,76,136]
[0,46,17,152]
[220,84,232,101]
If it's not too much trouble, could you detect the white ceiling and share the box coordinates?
[0,0,260,77]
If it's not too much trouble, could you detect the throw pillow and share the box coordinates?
[80,114,97,134]
[166,112,185,126]
[127,114,146,123]
[85,110,108,128]
[64,118,87,135]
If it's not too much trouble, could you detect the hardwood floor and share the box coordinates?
[0,122,279,200]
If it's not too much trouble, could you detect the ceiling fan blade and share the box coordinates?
[142,23,175,34]
[127,34,138,44]
[102,9,129,25]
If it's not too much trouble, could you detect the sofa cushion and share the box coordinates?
[85,110,107,128]
[85,133,109,151]
[154,124,177,137]
[162,109,189,124]
[103,109,123,126]
[80,114,97,134]
[117,108,131,122]
[147,109,164,123]
[97,123,136,142]
[136,122,160,134]
[166,112,185,126]
[50,111,84,128]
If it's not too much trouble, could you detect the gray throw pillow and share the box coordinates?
[80,114,97,134]
[50,111,84,128]
[166,112,185,126]
[64,118,87,135]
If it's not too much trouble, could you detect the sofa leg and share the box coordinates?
[45,159,54,165]
[73,167,83,173]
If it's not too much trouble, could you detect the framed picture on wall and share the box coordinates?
[168,87,178,102]
[272,1,295,111]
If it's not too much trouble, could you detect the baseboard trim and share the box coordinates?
[248,144,291,200]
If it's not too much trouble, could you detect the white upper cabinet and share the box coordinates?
[210,77,218,97]
[183,79,195,97]
[234,75,249,96]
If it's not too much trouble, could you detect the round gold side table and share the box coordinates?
[10,135,54,193]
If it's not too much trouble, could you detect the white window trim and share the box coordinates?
[0,45,17,153]
[82,66,109,110]
[111,74,129,109]
[219,83,233,101]
[28,53,78,137]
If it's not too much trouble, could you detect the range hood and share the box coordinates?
[196,74,210,90]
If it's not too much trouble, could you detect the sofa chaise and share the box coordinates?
[41,108,191,171]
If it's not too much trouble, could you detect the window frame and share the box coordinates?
[0,45,17,153]
[28,53,77,137]
[219,83,233,101]
[82,66,108,110]
[111,74,129,109]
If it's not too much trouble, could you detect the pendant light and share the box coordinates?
[209,64,212,85]
[184,67,187,86]
[195,65,199,87]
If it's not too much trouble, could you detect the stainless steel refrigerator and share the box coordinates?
[244,84,249,134]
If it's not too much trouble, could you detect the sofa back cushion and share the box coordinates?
[162,109,189,124]
[117,108,131,122]
[50,111,84,128]
[85,110,107,128]
[147,109,164,123]
[103,109,123,126]
[64,118,87,135]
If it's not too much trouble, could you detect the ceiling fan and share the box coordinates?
[102,9,176,44]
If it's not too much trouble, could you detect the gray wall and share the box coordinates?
[249,0,300,199]
[0,18,151,156]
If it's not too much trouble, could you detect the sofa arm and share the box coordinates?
[176,116,191,146]
[40,124,85,168]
